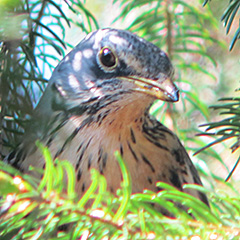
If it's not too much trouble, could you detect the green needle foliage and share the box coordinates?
[200,1,240,182]
[1,144,240,239]
[198,97,240,153]
[1,0,240,239]
[197,96,240,181]
[204,0,240,51]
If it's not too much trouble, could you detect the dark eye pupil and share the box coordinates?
[100,48,116,67]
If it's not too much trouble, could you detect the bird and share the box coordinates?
[5,28,208,207]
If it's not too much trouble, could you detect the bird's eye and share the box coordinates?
[98,47,118,71]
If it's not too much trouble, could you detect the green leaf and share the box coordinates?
[113,151,132,223]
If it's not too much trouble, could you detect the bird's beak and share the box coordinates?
[120,75,179,102]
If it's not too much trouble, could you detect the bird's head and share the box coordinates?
[37,28,179,116]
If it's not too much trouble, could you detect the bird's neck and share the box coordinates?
[64,92,155,154]
[84,92,154,130]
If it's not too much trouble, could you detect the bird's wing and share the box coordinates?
[143,115,209,206]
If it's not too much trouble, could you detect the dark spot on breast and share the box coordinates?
[120,144,124,156]
[54,147,64,159]
[151,140,169,150]
[85,137,93,149]
[99,152,108,174]
[97,147,103,163]
[169,169,182,190]
[77,142,84,153]
[141,153,155,173]
[102,153,108,169]
[88,154,92,169]
[99,164,103,174]
[82,183,85,192]
[127,141,139,162]
[77,169,82,181]
[172,150,185,166]
[130,128,136,144]
[147,177,153,184]
[63,127,82,148]
[109,119,115,125]
[76,147,86,169]
[97,109,111,126]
